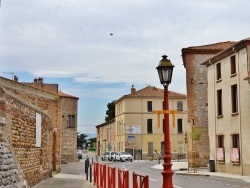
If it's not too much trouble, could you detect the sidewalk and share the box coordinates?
[152,160,250,183]
[33,152,96,188]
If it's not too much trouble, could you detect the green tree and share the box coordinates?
[105,101,115,122]
[77,132,88,148]
[88,137,97,148]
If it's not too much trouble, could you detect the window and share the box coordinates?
[177,119,183,133]
[232,134,239,148]
[148,142,153,154]
[217,89,223,116]
[177,101,183,111]
[231,55,236,75]
[147,119,153,134]
[217,135,224,148]
[231,84,238,113]
[216,63,221,80]
[68,115,76,127]
[147,101,152,112]
[217,135,225,161]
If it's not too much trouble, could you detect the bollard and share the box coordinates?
[85,158,89,174]
[92,157,93,164]
[90,164,92,183]
[86,168,88,180]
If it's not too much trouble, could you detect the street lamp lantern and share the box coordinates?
[156,55,174,188]
[156,55,175,86]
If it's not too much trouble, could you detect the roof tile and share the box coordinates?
[122,86,186,99]
[58,91,79,99]
[183,41,236,51]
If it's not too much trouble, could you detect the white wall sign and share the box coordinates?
[36,113,42,147]
[126,125,141,134]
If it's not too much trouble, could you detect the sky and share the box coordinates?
[1,0,250,138]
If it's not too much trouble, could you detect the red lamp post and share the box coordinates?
[156,55,175,188]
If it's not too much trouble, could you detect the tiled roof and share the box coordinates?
[183,41,236,52]
[182,41,237,68]
[117,86,186,102]
[201,37,250,66]
[58,91,79,99]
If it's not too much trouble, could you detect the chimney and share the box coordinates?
[14,75,18,82]
[131,85,136,94]
[37,77,43,84]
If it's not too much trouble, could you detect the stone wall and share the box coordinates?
[0,88,54,187]
[4,84,62,172]
[61,97,78,162]
[0,76,79,186]
[0,137,27,188]
[184,53,212,166]
[0,98,28,187]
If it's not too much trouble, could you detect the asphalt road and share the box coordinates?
[106,160,250,188]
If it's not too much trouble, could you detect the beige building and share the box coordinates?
[202,37,250,175]
[96,119,116,156]
[114,85,187,160]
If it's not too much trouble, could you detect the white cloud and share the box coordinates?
[1,0,250,131]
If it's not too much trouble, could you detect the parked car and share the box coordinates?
[101,152,109,161]
[116,152,133,162]
[109,151,117,161]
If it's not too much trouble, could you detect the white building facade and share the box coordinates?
[202,38,250,175]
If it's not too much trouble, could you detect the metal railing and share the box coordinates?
[92,162,149,188]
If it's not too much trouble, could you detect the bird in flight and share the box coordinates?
[110,33,113,36]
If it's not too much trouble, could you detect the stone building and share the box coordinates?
[96,119,115,156]
[0,76,78,187]
[182,41,236,166]
[96,85,187,160]
[202,37,250,175]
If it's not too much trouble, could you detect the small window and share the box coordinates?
[177,101,183,111]
[232,134,239,148]
[217,89,223,116]
[147,119,153,134]
[68,115,76,128]
[231,56,236,75]
[216,63,221,80]
[217,135,224,148]
[148,142,153,154]
[177,119,183,133]
[147,101,152,112]
[231,84,238,113]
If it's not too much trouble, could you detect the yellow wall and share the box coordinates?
[115,95,187,159]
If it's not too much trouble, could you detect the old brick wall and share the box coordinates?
[0,101,28,188]
[0,77,78,172]
[2,79,62,172]
[61,97,78,162]
[0,88,54,187]
[185,53,213,166]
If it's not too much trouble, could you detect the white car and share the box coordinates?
[101,152,109,161]
[116,152,133,162]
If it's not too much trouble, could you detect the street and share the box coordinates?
[104,160,250,188]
